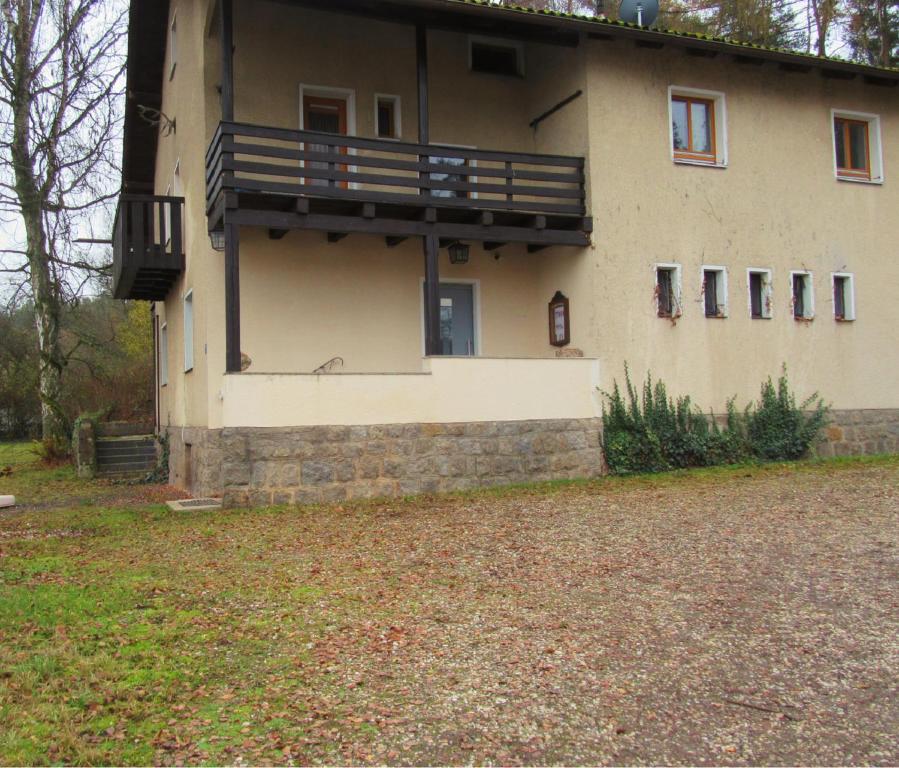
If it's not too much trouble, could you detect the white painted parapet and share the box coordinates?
[217,356,601,428]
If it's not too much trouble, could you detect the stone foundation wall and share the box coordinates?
[218,418,604,508]
[814,409,899,458]
[166,426,224,497]
[162,409,899,506]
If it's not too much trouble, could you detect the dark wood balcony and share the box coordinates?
[205,121,591,250]
[112,195,185,301]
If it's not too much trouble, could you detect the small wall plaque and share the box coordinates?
[548,291,570,347]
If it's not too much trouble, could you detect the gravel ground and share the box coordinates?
[305,461,899,765]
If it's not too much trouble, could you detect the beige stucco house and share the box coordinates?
[113,0,899,504]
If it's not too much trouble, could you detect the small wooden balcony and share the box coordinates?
[112,195,185,301]
[205,122,591,250]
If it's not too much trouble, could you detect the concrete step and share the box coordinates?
[97,448,157,460]
[97,464,156,477]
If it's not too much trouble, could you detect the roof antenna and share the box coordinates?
[619,0,659,27]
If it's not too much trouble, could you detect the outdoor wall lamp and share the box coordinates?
[209,229,226,252]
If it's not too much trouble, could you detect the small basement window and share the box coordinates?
[656,264,682,318]
[791,271,814,320]
[469,37,524,78]
[747,268,773,319]
[375,95,401,139]
[702,266,727,318]
[832,272,855,321]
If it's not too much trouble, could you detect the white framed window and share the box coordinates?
[183,291,194,372]
[790,270,814,320]
[831,109,883,184]
[168,12,177,80]
[374,94,401,140]
[469,36,525,78]
[701,265,728,318]
[747,268,773,319]
[656,263,682,318]
[668,86,727,168]
[160,323,169,386]
[831,272,856,321]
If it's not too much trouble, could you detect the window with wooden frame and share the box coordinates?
[669,87,726,166]
[656,264,681,318]
[702,266,727,318]
[832,273,855,321]
[375,95,401,140]
[791,271,814,320]
[747,268,773,319]
[834,117,870,179]
[831,110,882,183]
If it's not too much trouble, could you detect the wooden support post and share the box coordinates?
[423,234,440,356]
[220,0,234,121]
[224,221,241,373]
[417,24,430,196]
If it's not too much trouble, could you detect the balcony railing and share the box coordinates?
[112,195,185,301]
[206,122,588,234]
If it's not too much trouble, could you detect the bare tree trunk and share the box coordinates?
[1,0,126,442]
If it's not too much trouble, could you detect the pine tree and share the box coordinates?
[845,0,899,67]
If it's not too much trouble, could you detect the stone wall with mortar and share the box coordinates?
[164,409,899,505]
[217,418,604,508]
[814,409,899,458]
[166,426,224,497]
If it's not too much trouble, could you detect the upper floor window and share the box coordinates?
[375,95,401,140]
[469,37,524,78]
[832,110,883,183]
[669,87,727,167]
[169,13,177,80]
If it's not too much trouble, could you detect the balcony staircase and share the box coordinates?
[96,435,158,480]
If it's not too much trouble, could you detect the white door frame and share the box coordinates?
[419,277,482,357]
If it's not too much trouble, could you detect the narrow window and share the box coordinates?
[671,95,716,163]
[169,13,177,79]
[702,267,727,318]
[834,117,869,179]
[163,183,172,247]
[748,269,773,319]
[832,273,855,321]
[183,291,194,371]
[160,323,169,386]
[791,272,813,320]
[375,96,400,139]
[656,265,680,318]
[470,38,524,77]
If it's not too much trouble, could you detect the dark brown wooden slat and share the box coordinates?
[220,121,584,167]
[225,158,583,199]
[225,139,584,183]
[227,208,591,247]
[230,178,585,215]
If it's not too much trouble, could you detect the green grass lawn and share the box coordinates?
[1,446,897,765]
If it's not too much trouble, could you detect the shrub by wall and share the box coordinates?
[602,367,828,475]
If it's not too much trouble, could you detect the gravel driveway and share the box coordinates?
[308,461,899,765]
